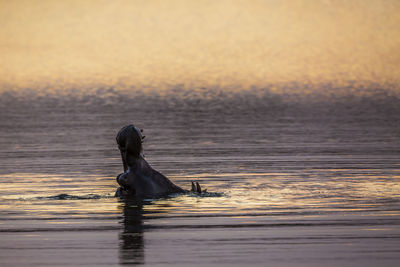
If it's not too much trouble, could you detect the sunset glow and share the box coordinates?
[1,0,400,93]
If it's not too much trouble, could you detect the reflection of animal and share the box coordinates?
[115,125,202,198]
[119,199,145,264]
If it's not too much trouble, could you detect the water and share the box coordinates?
[0,88,400,266]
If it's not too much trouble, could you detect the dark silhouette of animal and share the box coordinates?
[115,125,202,198]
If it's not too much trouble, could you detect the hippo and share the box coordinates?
[115,124,202,198]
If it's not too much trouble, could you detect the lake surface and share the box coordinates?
[0,88,400,266]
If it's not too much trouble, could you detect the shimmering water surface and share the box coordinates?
[0,90,400,266]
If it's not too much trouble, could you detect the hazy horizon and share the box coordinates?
[1,2,400,266]
[1,0,399,95]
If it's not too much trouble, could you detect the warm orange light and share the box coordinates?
[1,0,399,93]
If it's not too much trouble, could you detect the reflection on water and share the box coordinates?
[119,199,145,265]
[0,89,400,266]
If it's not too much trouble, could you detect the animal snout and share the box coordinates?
[116,173,128,187]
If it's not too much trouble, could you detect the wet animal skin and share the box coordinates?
[115,125,202,197]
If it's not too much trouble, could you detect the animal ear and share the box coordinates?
[191,181,196,192]
[191,181,202,193]
[195,182,202,193]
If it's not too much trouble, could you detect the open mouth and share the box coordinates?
[116,174,136,196]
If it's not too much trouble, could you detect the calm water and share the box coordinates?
[0,88,400,266]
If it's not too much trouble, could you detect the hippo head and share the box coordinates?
[116,124,145,171]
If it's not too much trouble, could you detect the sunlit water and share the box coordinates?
[0,89,400,266]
